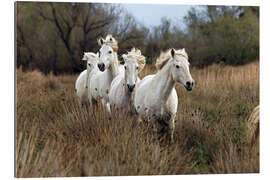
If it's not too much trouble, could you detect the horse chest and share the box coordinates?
[118,88,132,107]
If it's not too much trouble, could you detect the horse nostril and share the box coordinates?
[98,63,105,71]
[186,81,191,87]
[127,84,135,92]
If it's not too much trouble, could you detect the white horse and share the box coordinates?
[134,48,194,141]
[109,48,145,111]
[88,43,120,113]
[75,52,99,104]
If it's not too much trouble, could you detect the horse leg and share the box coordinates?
[90,97,98,111]
[106,102,111,114]
[168,114,176,143]
[101,99,106,108]
[156,114,175,143]
[77,97,83,108]
[101,99,111,114]
[137,116,143,123]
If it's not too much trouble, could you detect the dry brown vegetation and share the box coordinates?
[16,62,259,177]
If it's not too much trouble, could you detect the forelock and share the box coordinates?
[175,49,188,60]
[100,44,113,52]
[99,34,118,52]
[124,48,145,72]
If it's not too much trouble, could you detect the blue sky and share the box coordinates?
[120,3,192,28]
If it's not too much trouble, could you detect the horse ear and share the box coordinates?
[97,38,104,46]
[182,48,186,53]
[171,49,175,58]
[82,53,88,61]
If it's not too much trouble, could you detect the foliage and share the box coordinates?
[16,2,149,74]
[183,6,259,66]
[16,3,259,73]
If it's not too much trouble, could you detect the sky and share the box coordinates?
[120,3,193,28]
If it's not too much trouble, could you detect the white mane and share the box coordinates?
[124,47,146,73]
[155,48,188,70]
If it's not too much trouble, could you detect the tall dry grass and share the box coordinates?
[16,62,259,177]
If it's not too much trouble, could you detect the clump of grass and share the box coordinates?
[210,140,259,174]
[16,62,259,177]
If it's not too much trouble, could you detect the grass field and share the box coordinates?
[16,61,259,177]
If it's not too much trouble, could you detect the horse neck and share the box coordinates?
[153,61,175,102]
[89,65,98,79]
[108,52,119,78]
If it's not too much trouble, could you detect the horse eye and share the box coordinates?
[88,64,91,67]
[124,66,127,70]
[136,66,139,70]
[176,65,180,69]
[108,51,112,54]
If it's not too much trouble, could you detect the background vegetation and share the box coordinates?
[16,62,259,177]
[16,2,259,74]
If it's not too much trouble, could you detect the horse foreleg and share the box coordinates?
[169,114,176,142]
[156,113,175,143]
[90,97,98,111]
[106,102,111,114]
[76,97,83,108]
[101,99,111,114]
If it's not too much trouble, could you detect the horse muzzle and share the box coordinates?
[127,84,135,92]
[184,81,194,91]
[98,63,105,72]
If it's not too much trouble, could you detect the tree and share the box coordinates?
[16,2,127,74]
[182,5,259,66]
